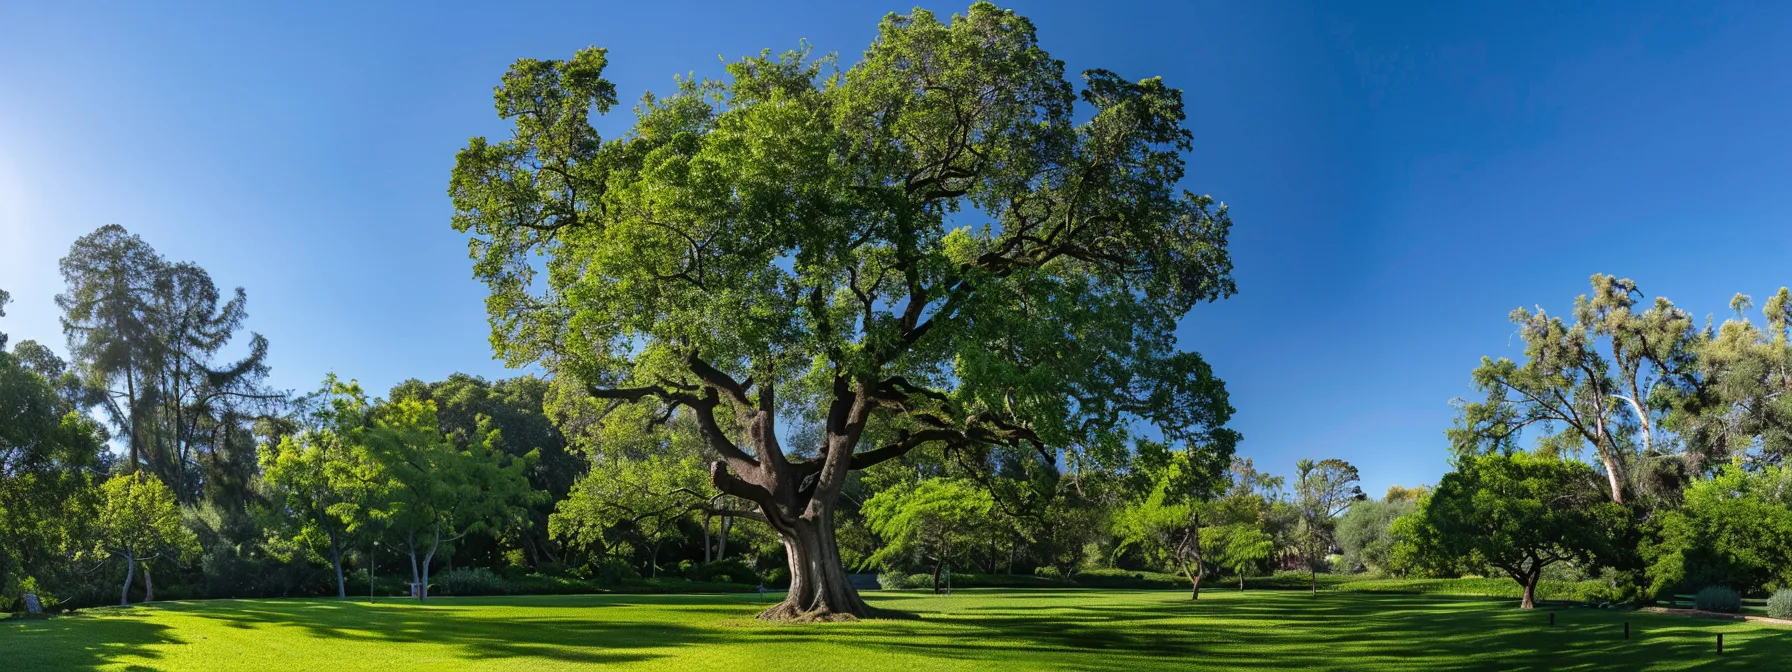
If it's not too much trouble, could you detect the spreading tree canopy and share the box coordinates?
[450,2,1238,620]
[1403,452,1630,609]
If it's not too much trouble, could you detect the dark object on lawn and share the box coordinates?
[1693,586,1742,613]
[1548,612,1554,626]
[1623,622,1629,639]
[1717,633,1723,655]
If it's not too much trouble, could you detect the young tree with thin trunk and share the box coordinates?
[1404,452,1630,609]
[93,472,197,605]
[1115,444,1233,600]
[550,451,708,578]
[259,376,369,599]
[863,478,995,594]
[448,2,1239,621]
[1293,458,1363,595]
[354,399,540,600]
[1215,524,1274,590]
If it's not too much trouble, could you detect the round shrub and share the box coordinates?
[1768,589,1792,619]
[1693,586,1742,613]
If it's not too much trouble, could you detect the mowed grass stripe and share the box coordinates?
[2,590,1788,671]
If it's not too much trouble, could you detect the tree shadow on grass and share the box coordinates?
[0,609,181,671]
[848,591,1792,671]
[159,595,852,667]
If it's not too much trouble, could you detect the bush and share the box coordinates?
[1331,577,1610,604]
[1693,586,1742,613]
[1768,589,1792,619]
[507,574,601,596]
[610,577,759,594]
[878,573,932,590]
[677,559,758,585]
[1244,571,1354,591]
[435,568,510,596]
[945,573,1065,589]
[588,557,641,586]
[1069,568,1187,590]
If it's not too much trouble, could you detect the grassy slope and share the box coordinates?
[2,589,1787,671]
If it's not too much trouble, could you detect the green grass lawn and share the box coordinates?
[3,589,1787,671]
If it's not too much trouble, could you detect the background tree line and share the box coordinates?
[9,234,1790,618]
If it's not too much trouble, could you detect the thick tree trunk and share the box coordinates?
[932,556,946,594]
[758,515,880,622]
[120,551,135,606]
[141,560,155,602]
[1521,575,1538,610]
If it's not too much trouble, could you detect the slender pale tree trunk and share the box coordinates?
[141,561,155,602]
[419,525,440,601]
[120,549,136,606]
[718,515,730,559]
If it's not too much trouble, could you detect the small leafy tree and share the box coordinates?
[1405,452,1630,609]
[863,479,995,593]
[1114,444,1231,599]
[259,376,370,599]
[1214,524,1274,589]
[94,472,198,605]
[1293,458,1364,594]
[353,399,540,600]
[551,452,708,578]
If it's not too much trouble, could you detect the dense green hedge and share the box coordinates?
[1330,577,1613,604]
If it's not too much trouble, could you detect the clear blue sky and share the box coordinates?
[3,1,1789,496]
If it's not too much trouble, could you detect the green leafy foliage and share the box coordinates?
[449,1,1240,616]
[1335,498,1416,574]
[1403,452,1631,608]
[1641,463,1792,599]
[94,472,200,605]
[351,398,542,599]
[864,479,995,591]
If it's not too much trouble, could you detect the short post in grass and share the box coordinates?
[1623,622,1629,640]
[1548,612,1554,626]
[1717,633,1723,655]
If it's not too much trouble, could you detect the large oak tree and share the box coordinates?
[450,3,1238,620]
